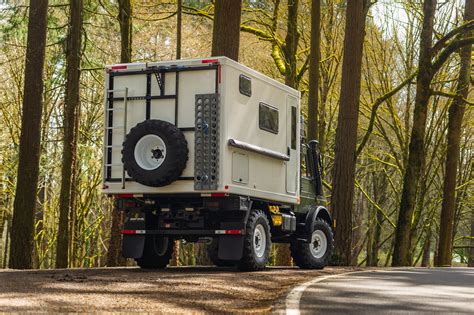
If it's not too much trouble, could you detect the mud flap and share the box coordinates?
[123,235,145,258]
[218,236,244,260]
[122,209,146,258]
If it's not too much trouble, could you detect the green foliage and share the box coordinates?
[0,0,472,268]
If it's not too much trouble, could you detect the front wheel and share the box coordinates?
[135,236,173,269]
[238,209,271,271]
[291,218,334,269]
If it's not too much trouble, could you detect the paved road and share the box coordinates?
[289,268,474,314]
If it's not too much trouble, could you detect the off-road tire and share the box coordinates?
[122,119,188,187]
[238,209,271,271]
[207,238,237,267]
[136,236,173,269]
[291,218,334,269]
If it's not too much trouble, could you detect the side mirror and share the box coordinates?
[300,116,306,140]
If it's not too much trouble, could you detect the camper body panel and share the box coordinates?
[102,57,300,205]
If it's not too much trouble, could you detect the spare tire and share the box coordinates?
[122,119,188,187]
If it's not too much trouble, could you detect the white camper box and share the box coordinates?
[102,57,301,205]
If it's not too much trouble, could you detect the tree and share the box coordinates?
[176,0,182,59]
[436,0,473,267]
[469,214,474,267]
[274,0,300,266]
[56,0,84,269]
[107,0,133,267]
[307,0,321,141]
[392,0,437,267]
[284,0,299,88]
[211,0,242,60]
[331,0,369,265]
[8,0,49,269]
[118,0,132,63]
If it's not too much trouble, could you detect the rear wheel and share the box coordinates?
[238,209,271,271]
[136,236,173,269]
[291,218,333,269]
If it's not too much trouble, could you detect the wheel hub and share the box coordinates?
[134,134,167,170]
[310,230,328,259]
[253,224,266,258]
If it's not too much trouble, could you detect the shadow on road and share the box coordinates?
[0,266,352,313]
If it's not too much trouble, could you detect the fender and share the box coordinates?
[304,205,332,241]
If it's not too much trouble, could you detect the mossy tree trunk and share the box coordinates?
[307,0,321,141]
[331,0,369,265]
[392,0,437,267]
[56,0,84,269]
[435,0,473,267]
[9,0,49,269]
[275,0,300,266]
[211,0,242,61]
[107,0,132,267]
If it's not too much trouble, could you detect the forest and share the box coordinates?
[0,0,472,270]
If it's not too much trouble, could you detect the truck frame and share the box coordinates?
[102,57,333,270]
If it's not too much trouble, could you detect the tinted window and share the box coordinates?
[259,103,278,134]
[239,75,252,97]
[291,106,297,149]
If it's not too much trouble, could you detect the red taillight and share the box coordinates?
[121,230,146,235]
[111,65,127,70]
[116,193,134,199]
[211,193,228,197]
[202,59,219,64]
[215,229,243,235]
[225,229,242,235]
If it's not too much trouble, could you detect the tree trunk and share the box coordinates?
[211,0,242,61]
[307,0,321,141]
[107,0,133,267]
[392,0,437,267]
[56,0,84,269]
[170,0,183,265]
[284,0,299,88]
[331,0,369,265]
[371,209,383,266]
[469,212,474,267]
[9,0,49,270]
[435,0,473,267]
[367,171,384,267]
[118,0,132,63]
[176,0,182,59]
[3,216,11,268]
[351,191,365,266]
[421,232,431,267]
[275,0,300,266]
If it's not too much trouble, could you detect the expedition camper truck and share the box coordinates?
[102,57,333,271]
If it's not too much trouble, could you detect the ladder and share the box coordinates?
[103,88,128,189]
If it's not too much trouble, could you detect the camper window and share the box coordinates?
[239,75,252,97]
[291,106,297,149]
[259,103,278,134]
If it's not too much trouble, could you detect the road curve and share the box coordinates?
[287,268,474,314]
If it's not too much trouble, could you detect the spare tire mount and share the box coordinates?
[122,119,188,187]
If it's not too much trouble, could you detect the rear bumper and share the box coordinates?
[121,229,244,236]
